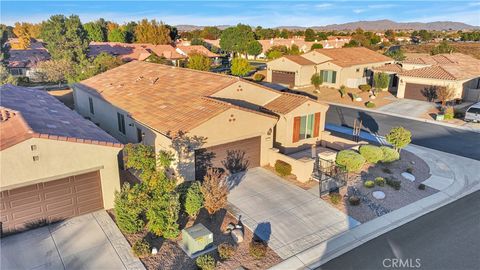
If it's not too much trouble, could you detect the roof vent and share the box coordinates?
[49,110,58,113]
[61,120,71,124]
[151,77,159,84]
[159,105,167,109]
[47,124,57,129]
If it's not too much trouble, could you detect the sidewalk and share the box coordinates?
[270,145,480,269]
[326,101,480,133]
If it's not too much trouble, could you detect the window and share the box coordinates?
[299,114,315,140]
[320,70,337,84]
[88,97,94,114]
[117,112,126,134]
[136,127,143,143]
[467,107,480,114]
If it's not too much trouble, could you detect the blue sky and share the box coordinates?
[1,1,479,27]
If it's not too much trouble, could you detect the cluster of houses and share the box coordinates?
[266,47,480,102]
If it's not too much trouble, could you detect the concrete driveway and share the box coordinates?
[227,168,360,259]
[378,99,436,117]
[1,211,144,270]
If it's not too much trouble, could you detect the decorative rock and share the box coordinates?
[401,172,416,182]
[372,191,386,200]
[355,97,363,102]
[235,224,243,229]
[370,95,376,100]
[231,228,244,244]
[411,161,416,165]
[151,247,158,255]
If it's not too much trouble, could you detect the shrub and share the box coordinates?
[335,150,366,172]
[382,167,392,174]
[406,167,414,174]
[146,192,180,239]
[329,193,342,205]
[218,242,236,260]
[196,254,216,270]
[359,84,372,92]
[114,183,145,234]
[375,177,386,186]
[339,85,346,98]
[201,168,229,215]
[249,241,268,259]
[359,145,384,164]
[365,101,376,108]
[386,127,412,152]
[364,180,375,188]
[275,160,292,176]
[386,177,401,190]
[253,73,265,82]
[418,184,426,190]
[132,239,150,258]
[348,196,360,206]
[311,73,323,90]
[380,146,400,163]
[444,106,454,120]
[185,181,204,217]
[373,72,389,90]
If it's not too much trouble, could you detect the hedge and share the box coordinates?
[359,84,372,92]
[335,150,366,172]
[380,146,400,163]
[253,73,265,82]
[359,145,384,163]
[275,160,292,176]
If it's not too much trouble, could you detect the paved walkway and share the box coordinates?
[227,168,360,259]
[378,99,436,118]
[271,144,480,269]
[1,211,145,270]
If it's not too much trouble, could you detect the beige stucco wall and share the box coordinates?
[396,76,467,99]
[211,81,280,109]
[274,100,329,153]
[0,138,121,209]
[266,57,316,87]
[267,148,314,183]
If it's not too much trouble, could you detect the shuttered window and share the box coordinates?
[117,112,126,134]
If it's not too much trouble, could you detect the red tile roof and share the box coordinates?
[177,45,219,58]
[372,63,404,73]
[7,40,50,68]
[0,84,122,150]
[284,55,316,66]
[313,47,392,67]
[263,93,309,114]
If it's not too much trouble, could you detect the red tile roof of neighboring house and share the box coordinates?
[313,47,392,67]
[6,40,51,68]
[284,55,316,65]
[177,45,219,58]
[372,63,404,73]
[75,61,316,134]
[0,84,122,150]
[399,53,480,80]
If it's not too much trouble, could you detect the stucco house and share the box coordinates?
[6,39,51,80]
[71,61,358,183]
[371,53,480,102]
[0,84,122,234]
[266,47,393,88]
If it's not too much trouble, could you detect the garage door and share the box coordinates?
[195,136,261,180]
[404,83,445,101]
[0,171,103,234]
[272,70,295,86]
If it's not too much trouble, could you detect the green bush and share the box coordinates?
[365,101,376,108]
[385,127,411,152]
[364,180,375,188]
[329,193,342,205]
[275,160,292,176]
[218,242,236,260]
[359,145,384,164]
[253,73,265,82]
[375,177,385,186]
[339,85,346,98]
[348,196,360,206]
[406,167,414,174]
[249,241,268,260]
[196,254,216,270]
[185,181,204,217]
[146,192,180,239]
[359,84,372,92]
[418,184,426,190]
[335,150,366,172]
[380,146,400,163]
[386,177,401,190]
[444,107,454,120]
[132,239,150,258]
[114,183,145,234]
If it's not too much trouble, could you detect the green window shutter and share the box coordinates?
[332,71,337,83]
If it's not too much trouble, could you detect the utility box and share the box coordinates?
[181,223,213,256]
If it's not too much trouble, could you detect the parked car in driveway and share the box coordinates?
[464,102,480,122]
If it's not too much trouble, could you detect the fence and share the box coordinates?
[313,157,347,196]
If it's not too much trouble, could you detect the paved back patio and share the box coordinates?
[227,168,360,259]
[1,211,144,270]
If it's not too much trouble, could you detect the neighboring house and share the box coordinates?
[373,53,480,102]
[266,47,393,88]
[88,42,219,66]
[203,38,348,60]
[0,84,122,234]
[72,61,335,182]
[5,39,50,80]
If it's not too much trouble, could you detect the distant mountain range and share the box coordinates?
[176,20,479,32]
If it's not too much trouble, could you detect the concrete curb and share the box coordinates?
[270,144,480,270]
[325,101,480,133]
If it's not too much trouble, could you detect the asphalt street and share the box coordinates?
[326,105,480,160]
[319,191,480,270]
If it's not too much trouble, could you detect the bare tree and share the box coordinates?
[201,168,228,215]
[437,86,455,108]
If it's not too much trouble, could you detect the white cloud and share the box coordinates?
[353,9,366,14]
[367,4,397,9]
[315,3,333,9]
